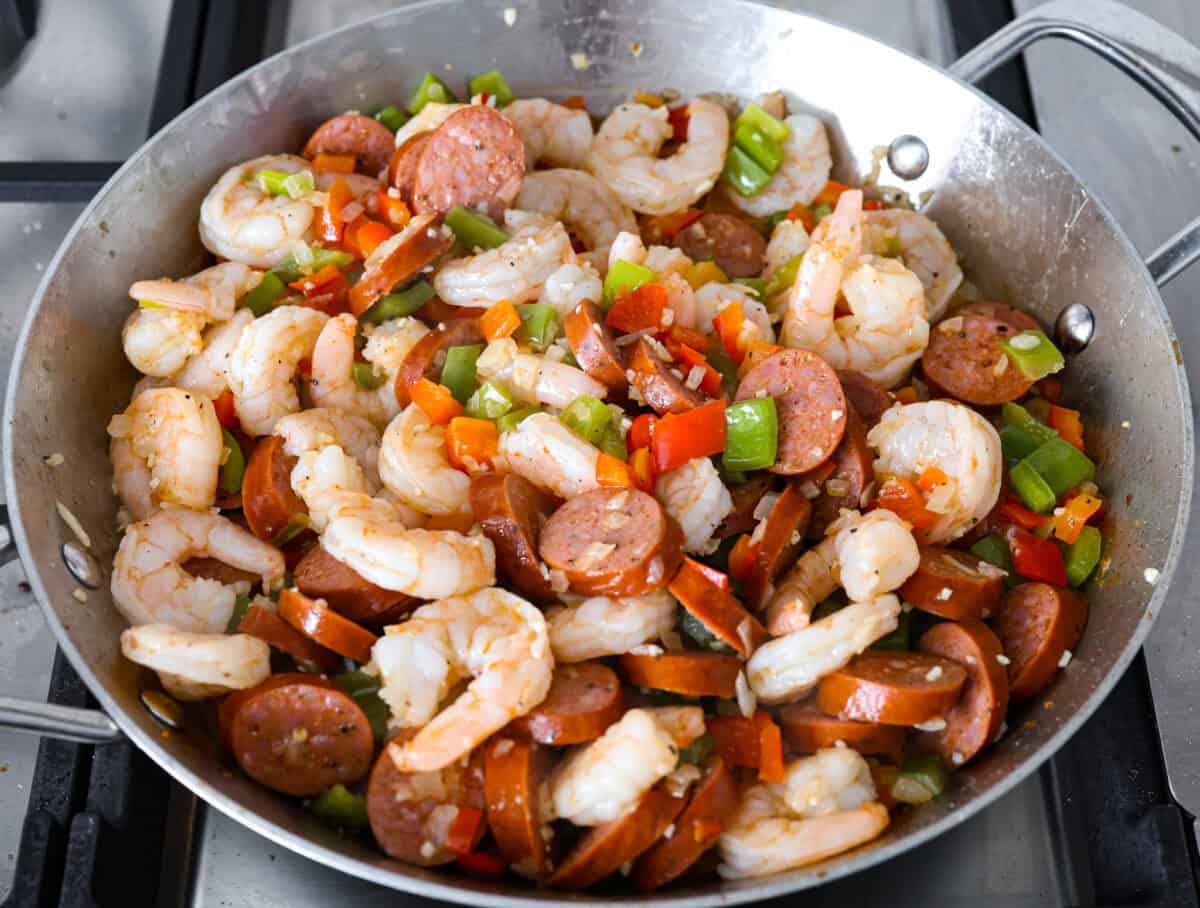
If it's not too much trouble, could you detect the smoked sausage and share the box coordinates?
[921,302,1041,405]
[348,212,454,316]
[899,546,1006,620]
[510,662,624,746]
[991,581,1088,700]
[242,435,308,543]
[394,317,485,407]
[836,369,893,429]
[715,474,772,539]
[627,337,707,415]
[671,212,766,278]
[804,404,873,538]
[484,736,556,877]
[469,472,557,604]
[667,556,768,657]
[304,113,396,175]
[564,300,629,393]
[742,481,811,609]
[816,650,967,726]
[388,130,433,198]
[277,588,378,664]
[411,106,526,219]
[776,702,907,763]
[293,543,418,626]
[618,651,744,698]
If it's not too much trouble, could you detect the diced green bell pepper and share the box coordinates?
[733,277,767,298]
[883,235,904,257]
[1009,460,1057,513]
[468,68,515,106]
[332,671,390,741]
[465,380,514,420]
[559,394,611,445]
[516,302,558,351]
[1020,436,1096,497]
[733,121,784,173]
[242,272,286,317]
[603,259,655,305]
[723,397,778,472]
[373,105,409,132]
[360,280,436,324]
[597,423,628,461]
[256,169,314,200]
[722,145,772,197]
[764,252,804,299]
[892,755,948,804]
[970,534,1013,576]
[137,299,168,309]
[496,406,539,434]
[734,102,791,144]
[999,329,1065,381]
[225,594,251,634]
[407,71,457,115]
[1064,525,1102,587]
[271,246,353,283]
[679,608,723,650]
[445,205,508,250]
[999,423,1041,464]
[271,514,312,547]
[307,783,370,829]
[811,203,833,222]
[218,430,245,496]
[678,733,715,766]
[1001,401,1059,445]
[352,362,384,390]
[440,344,484,404]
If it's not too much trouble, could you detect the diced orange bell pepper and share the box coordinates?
[317,177,353,245]
[671,343,724,397]
[377,188,412,230]
[754,712,785,784]
[411,378,463,425]
[861,199,887,211]
[1047,404,1085,450]
[894,386,919,404]
[563,94,588,111]
[311,153,356,174]
[727,534,758,583]
[340,213,369,259]
[355,219,393,258]
[737,342,783,379]
[445,417,498,471]
[916,465,949,493]
[481,300,522,341]
[647,208,704,241]
[872,477,937,530]
[786,202,816,232]
[595,452,634,488]
[628,446,656,493]
[289,264,350,316]
[606,282,669,334]
[1052,492,1104,544]
[998,496,1046,530]
[444,806,485,856]
[213,388,238,430]
[813,180,852,209]
[628,413,657,451]
[713,301,751,364]
[659,323,709,357]
[651,400,727,474]
[1036,375,1064,403]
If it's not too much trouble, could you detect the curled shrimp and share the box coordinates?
[765,534,838,636]
[361,316,431,418]
[122,308,207,378]
[747,595,901,703]
[375,587,552,773]
[378,404,472,517]
[718,750,888,879]
[546,590,678,662]
[868,400,1002,544]
[107,387,223,512]
[655,457,733,553]
[291,444,417,531]
[274,407,381,489]
[608,230,692,278]
[433,214,574,308]
[120,624,270,701]
[504,98,594,169]
[199,155,316,267]
[111,435,155,522]
[476,338,608,410]
[539,262,604,318]
[498,412,600,499]
[585,98,730,215]
[111,509,285,633]
[723,114,832,218]
[169,309,254,398]
[226,305,327,435]
[308,314,392,426]
[515,169,637,272]
[864,208,963,322]
[130,262,262,324]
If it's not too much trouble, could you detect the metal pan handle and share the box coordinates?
[948,0,1200,288]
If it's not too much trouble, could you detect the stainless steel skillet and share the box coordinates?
[2,0,1199,903]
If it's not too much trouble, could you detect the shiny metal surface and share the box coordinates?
[886,134,930,180]
[1,0,1194,904]
[60,539,101,589]
[0,695,120,743]
[1054,302,1095,353]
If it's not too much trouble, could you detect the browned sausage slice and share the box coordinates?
[293,543,418,626]
[367,746,487,866]
[633,756,739,891]
[836,370,894,430]
[667,557,768,657]
[484,736,556,877]
[469,473,556,604]
[743,481,812,610]
[671,212,766,278]
[736,348,846,474]
[628,337,707,415]
[394,317,485,407]
[917,620,1009,765]
[417,296,486,326]
[716,474,773,539]
[776,702,907,763]
[816,651,968,726]
[618,651,744,698]
[564,300,628,393]
[511,662,624,746]
[804,405,874,539]
[219,674,373,796]
[388,130,433,198]
[900,546,1006,620]
[411,106,526,219]
[242,435,307,542]
[182,557,258,588]
[538,487,685,597]
[304,113,396,176]
[348,212,454,316]
[549,783,686,890]
[991,581,1088,700]
[921,302,1041,405]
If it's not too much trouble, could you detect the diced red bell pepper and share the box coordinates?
[562,95,588,111]
[861,199,887,211]
[685,557,733,593]
[456,850,507,879]
[998,496,1046,530]
[213,389,238,430]
[628,413,657,451]
[872,476,937,530]
[355,219,393,258]
[786,202,816,232]
[317,177,353,245]
[671,343,724,397]
[445,806,485,855]
[658,323,710,356]
[377,188,412,230]
[647,208,704,241]
[755,712,784,784]
[606,282,669,334]
[289,264,350,316]
[667,104,689,142]
[707,715,760,769]
[727,534,757,584]
[1008,528,1067,585]
[1036,376,1064,403]
[813,180,852,209]
[651,400,727,474]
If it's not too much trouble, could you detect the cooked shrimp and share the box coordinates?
[539,262,604,318]
[747,595,901,703]
[120,624,271,701]
[308,313,392,426]
[476,338,608,410]
[864,208,963,322]
[779,748,878,818]
[375,588,552,773]
[655,457,733,553]
[110,435,155,521]
[868,400,1003,543]
[515,169,637,272]
[585,98,729,215]
[111,509,285,633]
[765,534,839,636]
[290,444,416,531]
[394,102,462,147]
[361,316,431,418]
[607,230,692,279]
[546,590,678,662]
[378,404,472,517]
[834,508,920,602]
[107,387,223,511]
[724,114,832,218]
[497,412,600,499]
[199,155,316,267]
[433,215,574,308]
[504,98,595,169]
[122,308,206,378]
[693,282,775,345]
[274,407,381,489]
[169,309,253,398]
[130,262,262,325]
[226,305,327,435]
[764,218,811,284]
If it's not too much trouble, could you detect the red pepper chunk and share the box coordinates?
[289,264,349,316]
[317,177,353,245]
[445,805,485,855]
[998,496,1046,530]
[651,400,727,474]
[456,850,507,879]
[871,477,937,530]
[1008,529,1067,585]
[213,389,238,430]
[628,413,657,451]
[671,343,724,397]
[606,282,668,334]
[713,302,751,363]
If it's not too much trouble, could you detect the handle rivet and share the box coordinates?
[140,689,184,730]
[61,541,101,590]
[1055,302,1096,353]
[887,135,930,180]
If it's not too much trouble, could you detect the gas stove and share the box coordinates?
[1,1,1199,906]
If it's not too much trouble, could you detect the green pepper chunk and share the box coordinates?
[373,105,409,132]
[407,71,458,115]
[256,169,314,200]
[1009,461,1057,513]
[516,303,558,351]
[724,398,778,472]
[892,755,948,805]
[225,593,251,634]
[603,259,655,305]
[242,272,286,317]
[332,671,390,741]
[445,205,509,250]
[360,280,436,324]
[307,783,370,829]
[733,121,784,173]
[465,380,514,420]
[999,423,1041,464]
[137,299,168,310]
[218,430,245,496]
[271,246,353,284]
[999,330,1066,381]
[496,406,539,434]
[678,608,727,650]
[883,235,904,258]
[970,534,1013,576]
[811,203,833,222]
[352,362,384,390]
[597,423,628,461]
[678,733,715,766]
[722,145,773,197]
[311,247,354,272]
[559,395,611,445]
[733,277,767,298]
[733,102,791,144]
[1020,437,1096,497]
[440,344,484,404]
[1064,525,1102,587]
[871,609,911,651]
[468,69,515,106]
[764,252,803,299]
[272,514,312,547]
[1001,401,1059,444]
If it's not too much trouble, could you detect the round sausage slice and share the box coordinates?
[304,113,396,176]
[293,543,418,626]
[816,650,968,726]
[667,557,768,657]
[917,620,1009,765]
[736,348,846,475]
[899,546,1006,620]
[564,300,628,393]
[776,702,907,763]
[671,212,766,278]
[743,481,812,610]
[367,745,487,866]
[469,473,556,604]
[618,651,743,698]
[509,662,623,746]
[628,337,707,415]
[991,581,1088,700]
[219,674,373,797]
[484,736,556,877]
[394,317,485,407]
[548,782,686,890]
[538,487,685,597]
[242,435,308,542]
[836,370,894,430]
[804,405,874,539]
[921,302,1041,405]
[235,603,341,674]
[277,588,378,664]
[388,130,433,199]
[348,212,454,316]
[633,756,738,891]
[411,106,526,219]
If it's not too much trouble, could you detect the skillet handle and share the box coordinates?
[948,0,1200,288]
[0,696,122,743]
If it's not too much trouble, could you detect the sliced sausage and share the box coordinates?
[633,755,738,891]
[805,405,874,539]
[484,736,556,877]
[742,481,812,610]
[418,296,486,326]
[991,581,1088,700]
[510,662,624,746]
[671,212,767,278]
[917,620,1009,765]
[469,472,557,604]
[394,317,485,407]
[836,370,893,430]
[277,588,378,664]
[618,651,744,698]
[388,130,433,198]
[183,557,258,588]
[777,702,907,763]
[899,546,1006,621]
[367,745,487,866]
[538,487,685,597]
[242,435,307,542]
[716,474,773,539]
[921,302,1041,406]
[667,556,768,657]
[564,300,628,393]
[219,673,373,796]
[627,336,707,415]
[411,106,526,219]
[548,782,686,890]
[235,603,341,674]
[304,113,396,175]
[293,543,418,626]
[816,650,968,726]
[736,348,846,475]
[348,212,454,316]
